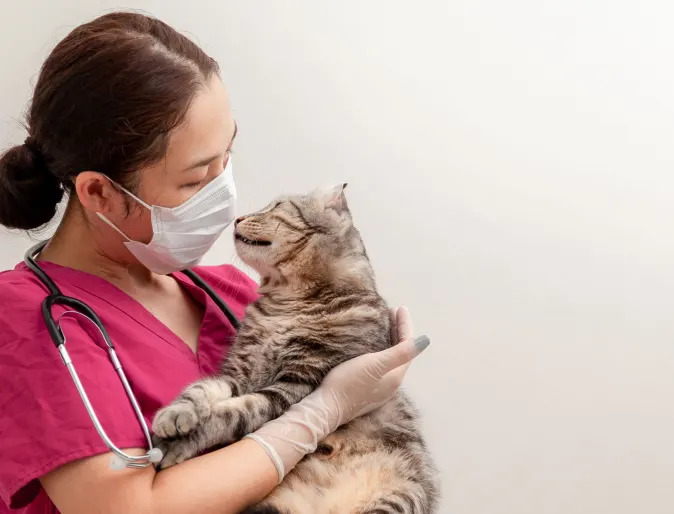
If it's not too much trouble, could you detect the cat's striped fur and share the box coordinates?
[153,185,439,513]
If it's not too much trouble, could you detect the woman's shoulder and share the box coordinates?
[0,262,46,284]
[0,264,50,309]
[0,266,66,356]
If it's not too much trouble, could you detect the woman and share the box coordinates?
[0,12,427,514]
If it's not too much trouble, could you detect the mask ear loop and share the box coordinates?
[96,212,133,242]
[102,176,154,211]
[96,175,153,242]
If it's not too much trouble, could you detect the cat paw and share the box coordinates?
[152,380,231,438]
[153,437,200,469]
[152,401,201,439]
[314,433,343,460]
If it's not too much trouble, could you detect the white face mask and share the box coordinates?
[97,157,237,275]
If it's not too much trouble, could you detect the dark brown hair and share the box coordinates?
[0,12,219,230]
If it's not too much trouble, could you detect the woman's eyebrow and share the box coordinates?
[183,122,238,172]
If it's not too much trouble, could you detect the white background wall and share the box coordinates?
[2,1,674,513]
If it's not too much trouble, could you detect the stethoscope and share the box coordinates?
[24,240,240,469]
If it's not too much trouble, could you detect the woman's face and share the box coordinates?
[95,75,237,249]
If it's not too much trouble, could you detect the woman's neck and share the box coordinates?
[38,202,156,288]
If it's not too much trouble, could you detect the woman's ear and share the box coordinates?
[323,183,349,213]
[74,171,123,214]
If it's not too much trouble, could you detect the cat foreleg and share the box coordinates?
[202,380,315,443]
[152,380,314,468]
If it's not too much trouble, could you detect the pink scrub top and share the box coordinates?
[0,261,258,513]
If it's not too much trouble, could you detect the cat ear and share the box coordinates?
[323,183,349,213]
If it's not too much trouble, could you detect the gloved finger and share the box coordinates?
[351,361,413,418]
[395,306,415,344]
[380,361,411,391]
[389,307,399,346]
[371,334,430,377]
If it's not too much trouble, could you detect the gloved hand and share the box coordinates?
[245,306,430,482]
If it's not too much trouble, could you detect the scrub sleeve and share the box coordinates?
[0,263,258,512]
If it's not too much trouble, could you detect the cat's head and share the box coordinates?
[234,184,373,287]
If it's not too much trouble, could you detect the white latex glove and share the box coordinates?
[245,306,430,482]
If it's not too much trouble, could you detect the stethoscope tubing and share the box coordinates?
[23,240,239,469]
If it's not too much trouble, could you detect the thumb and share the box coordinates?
[373,335,430,376]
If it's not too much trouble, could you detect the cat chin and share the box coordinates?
[236,252,274,278]
[235,245,266,263]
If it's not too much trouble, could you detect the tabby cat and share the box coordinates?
[152,184,438,513]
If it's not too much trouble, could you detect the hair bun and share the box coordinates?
[23,136,47,165]
[0,139,64,230]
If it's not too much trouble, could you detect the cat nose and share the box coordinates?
[235,216,246,226]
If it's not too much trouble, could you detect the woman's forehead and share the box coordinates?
[164,76,235,172]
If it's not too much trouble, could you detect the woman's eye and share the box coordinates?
[181,181,203,190]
